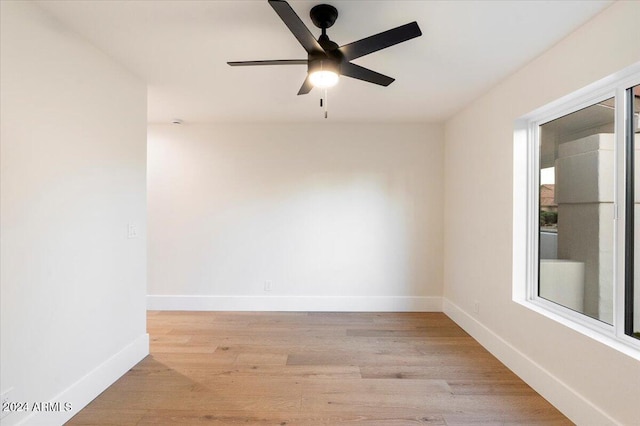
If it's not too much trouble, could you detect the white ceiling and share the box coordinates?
[36,0,612,123]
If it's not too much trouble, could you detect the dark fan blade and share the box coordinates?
[227,59,307,66]
[339,22,422,61]
[340,62,395,86]
[268,0,324,54]
[297,75,313,95]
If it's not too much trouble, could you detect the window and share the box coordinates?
[538,98,615,325]
[628,84,640,339]
[514,62,640,357]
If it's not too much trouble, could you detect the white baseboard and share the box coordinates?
[147,295,442,312]
[15,333,149,426]
[442,298,616,426]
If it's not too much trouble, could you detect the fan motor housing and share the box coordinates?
[317,34,339,52]
[307,57,340,76]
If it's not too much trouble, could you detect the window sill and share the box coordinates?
[514,297,640,361]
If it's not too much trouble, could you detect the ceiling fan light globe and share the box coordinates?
[309,70,339,88]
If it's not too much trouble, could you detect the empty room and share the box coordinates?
[1,0,640,425]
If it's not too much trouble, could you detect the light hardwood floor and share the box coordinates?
[67,312,572,425]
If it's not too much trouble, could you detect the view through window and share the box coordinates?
[538,98,615,325]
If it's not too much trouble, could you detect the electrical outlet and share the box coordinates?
[264,280,272,292]
[127,223,138,239]
[473,301,480,314]
[1,388,14,419]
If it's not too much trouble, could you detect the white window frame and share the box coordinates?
[513,61,640,360]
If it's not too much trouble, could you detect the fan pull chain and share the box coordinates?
[319,90,329,118]
[324,88,328,119]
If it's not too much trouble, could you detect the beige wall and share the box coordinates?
[0,2,148,424]
[444,2,640,425]
[147,123,443,311]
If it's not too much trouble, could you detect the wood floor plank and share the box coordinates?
[359,365,519,381]
[65,312,572,425]
[346,327,469,338]
[446,379,537,396]
[136,410,447,425]
[235,352,288,365]
[287,350,499,367]
[65,408,148,426]
[169,392,301,412]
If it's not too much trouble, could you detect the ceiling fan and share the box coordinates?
[227,0,422,95]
